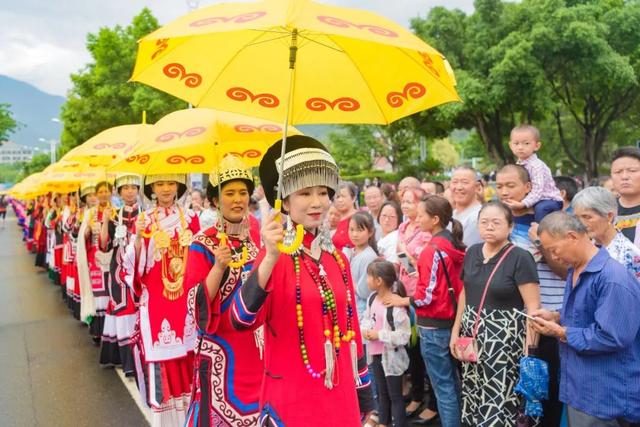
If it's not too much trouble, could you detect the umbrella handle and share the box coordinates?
[219,232,249,268]
[274,199,304,254]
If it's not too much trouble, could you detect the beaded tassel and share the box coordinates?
[324,339,335,389]
[351,340,361,387]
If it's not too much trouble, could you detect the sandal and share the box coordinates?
[363,411,379,427]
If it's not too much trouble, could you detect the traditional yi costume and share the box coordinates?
[230,136,374,426]
[125,173,200,427]
[184,156,263,427]
[85,182,114,343]
[99,174,142,374]
[62,198,81,316]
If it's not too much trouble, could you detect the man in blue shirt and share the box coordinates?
[532,211,640,425]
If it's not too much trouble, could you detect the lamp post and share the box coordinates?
[38,138,58,164]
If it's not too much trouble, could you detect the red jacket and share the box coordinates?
[411,230,465,328]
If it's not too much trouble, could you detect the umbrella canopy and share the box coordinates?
[42,160,108,185]
[62,123,151,167]
[10,172,78,199]
[109,108,302,174]
[130,0,459,125]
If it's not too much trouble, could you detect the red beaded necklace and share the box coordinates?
[293,249,356,388]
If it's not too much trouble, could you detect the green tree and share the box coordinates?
[327,120,421,175]
[18,154,51,180]
[60,8,186,154]
[429,138,460,169]
[411,0,551,166]
[528,0,640,178]
[0,103,19,142]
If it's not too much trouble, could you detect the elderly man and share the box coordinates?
[451,166,483,246]
[532,211,640,426]
[397,176,421,200]
[611,147,640,247]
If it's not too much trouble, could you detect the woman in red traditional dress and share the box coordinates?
[125,173,200,427]
[83,181,114,344]
[62,193,80,312]
[76,182,98,321]
[184,156,263,427]
[33,196,47,271]
[231,136,374,426]
[99,174,142,373]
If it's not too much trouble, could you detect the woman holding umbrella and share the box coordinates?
[231,135,374,426]
[98,174,143,375]
[125,173,200,427]
[183,155,263,427]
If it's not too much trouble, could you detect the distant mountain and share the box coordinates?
[0,75,65,147]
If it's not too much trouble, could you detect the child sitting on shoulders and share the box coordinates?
[506,124,563,222]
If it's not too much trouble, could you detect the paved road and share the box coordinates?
[0,212,148,427]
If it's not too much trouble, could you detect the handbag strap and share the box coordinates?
[472,244,515,338]
[431,245,457,313]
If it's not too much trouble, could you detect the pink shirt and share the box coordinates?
[397,220,431,296]
[368,297,386,356]
[517,153,563,207]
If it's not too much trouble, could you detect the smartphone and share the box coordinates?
[397,252,416,275]
[513,309,537,321]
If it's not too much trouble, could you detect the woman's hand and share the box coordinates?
[261,210,284,260]
[449,333,460,360]
[135,214,146,242]
[382,294,410,308]
[212,244,232,272]
[363,330,379,341]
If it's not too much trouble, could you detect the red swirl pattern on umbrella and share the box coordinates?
[386,82,427,108]
[163,63,202,88]
[126,154,150,164]
[226,87,280,108]
[226,150,261,159]
[166,155,206,165]
[155,126,207,143]
[189,11,266,27]
[420,52,440,77]
[306,97,360,112]
[317,16,398,38]
[92,142,128,150]
[152,39,170,60]
[234,124,282,133]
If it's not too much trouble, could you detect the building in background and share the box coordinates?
[0,141,34,164]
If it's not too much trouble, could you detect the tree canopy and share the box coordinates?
[330,0,640,180]
[59,8,186,154]
[0,103,19,142]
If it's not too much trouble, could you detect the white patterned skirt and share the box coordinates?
[459,305,535,427]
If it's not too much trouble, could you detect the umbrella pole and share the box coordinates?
[275,29,298,203]
[274,30,304,254]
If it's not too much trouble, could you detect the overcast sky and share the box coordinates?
[0,0,473,97]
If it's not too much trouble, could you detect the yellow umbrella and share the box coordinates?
[62,123,151,167]
[131,0,458,126]
[42,160,108,185]
[132,0,460,252]
[109,108,302,174]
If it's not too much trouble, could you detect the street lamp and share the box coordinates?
[38,138,58,164]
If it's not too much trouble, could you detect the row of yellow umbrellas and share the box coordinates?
[9,108,303,198]
[11,0,460,200]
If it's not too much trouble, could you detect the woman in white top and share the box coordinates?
[376,201,402,263]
